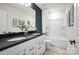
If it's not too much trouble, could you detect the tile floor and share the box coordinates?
[67,45,79,55]
[44,44,79,55]
[44,46,67,55]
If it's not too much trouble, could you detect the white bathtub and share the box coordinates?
[46,36,67,49]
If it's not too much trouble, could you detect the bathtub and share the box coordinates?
[46,36,67,49]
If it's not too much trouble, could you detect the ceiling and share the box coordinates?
[6,3,35,14]
[0,3,73,12]
[35,3,73,11]
[0,3,73,14]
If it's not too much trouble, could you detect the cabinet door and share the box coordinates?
[37,39,43,55]
[25,45,35,55]
[40,35,46,54]
[36,35,46,55]
[16,49,26,55]
[25,38,36,55]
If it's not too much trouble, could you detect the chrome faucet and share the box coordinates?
[69,40,76,45]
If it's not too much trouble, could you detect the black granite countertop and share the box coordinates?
[0,33,45,51]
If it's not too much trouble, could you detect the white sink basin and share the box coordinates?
[32,33,40,36]
[7,37,26,41]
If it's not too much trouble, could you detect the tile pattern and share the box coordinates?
[67,45,79,55]
[44,46,67,55]
[44,45,79,55]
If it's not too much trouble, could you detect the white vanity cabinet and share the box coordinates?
[36,35,46,55]
[0,41,28,55]
[16,49,26,55]
[25,45,35,55]
[0,35,46,55]
[0,38,36,55]
[25,39,36,55]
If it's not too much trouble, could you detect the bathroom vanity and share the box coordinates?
[0,33,46,55]
[0,3,46,55]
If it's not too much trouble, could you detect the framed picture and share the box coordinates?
[68,5,74,27]
[67,12,69,26]
[13,18,20,28]
[19,20,23,27]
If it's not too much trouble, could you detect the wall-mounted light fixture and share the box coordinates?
[51,9,55,12]
[49,12,60,19]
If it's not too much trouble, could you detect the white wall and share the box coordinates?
[0,3,35,33]
[42,9,66,38]
[0,10,6,34]
[42,8,68,48]
[74,4,79,48]
[65,4,77,44]
[64,4,79,55]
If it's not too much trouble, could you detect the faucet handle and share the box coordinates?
[69,40,76,45]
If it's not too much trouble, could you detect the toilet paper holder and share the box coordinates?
[69,40,76,45]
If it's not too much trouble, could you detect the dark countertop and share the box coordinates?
[0,33,45,51]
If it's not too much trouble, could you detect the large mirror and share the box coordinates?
[0,3,36,34]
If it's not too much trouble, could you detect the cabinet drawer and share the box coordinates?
[26,45,35,55]
[16,49,26,55]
